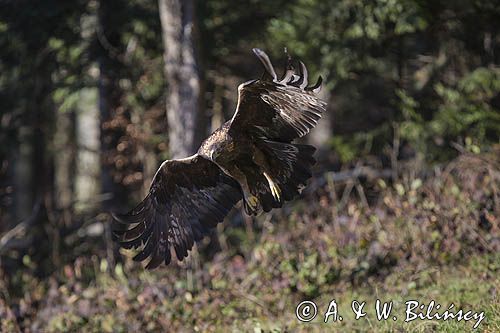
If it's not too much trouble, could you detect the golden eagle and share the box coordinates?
[113,49,327,269]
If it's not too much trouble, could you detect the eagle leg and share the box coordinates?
[226,164,261,215]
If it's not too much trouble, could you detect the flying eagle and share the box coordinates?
[113,49,327,269]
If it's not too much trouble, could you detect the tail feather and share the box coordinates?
[260,139,315,187]
[243,139,315,213]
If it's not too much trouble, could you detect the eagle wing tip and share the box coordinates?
[252,47,263,55]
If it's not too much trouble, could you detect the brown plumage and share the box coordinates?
[113,48,327,269]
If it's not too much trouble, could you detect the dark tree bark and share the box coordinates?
[12,130,33,225]
[97,0,128,210]
[27,58,56,268]
[158,0,204,159]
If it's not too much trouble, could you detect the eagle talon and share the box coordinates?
[270,183,281,202]
[264,172,281,203]
[244,195,260,213]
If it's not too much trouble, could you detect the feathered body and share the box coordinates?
[113,48,327,269]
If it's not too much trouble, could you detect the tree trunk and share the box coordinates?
[31,65,56,268]
[158,0,203,159]
[98,55,118,210]
[12,128,33,225]
[75,88,101,212]
[54,109,76,225]
[97,0,127,210]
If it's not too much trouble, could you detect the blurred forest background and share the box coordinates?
[0,0,499,332]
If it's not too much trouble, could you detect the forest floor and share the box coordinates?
[1,148,499,332]
[3,252,498,332]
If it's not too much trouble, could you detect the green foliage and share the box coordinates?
[264,0,500,162]
[398,67,500,160]
[434,67,500,141]
[267,0,426,80]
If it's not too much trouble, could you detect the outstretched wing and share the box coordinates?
[229,48,327,142]
[112,155,242,269]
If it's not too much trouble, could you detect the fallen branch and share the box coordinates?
[0,200,41,254]
[307,166,393,194]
